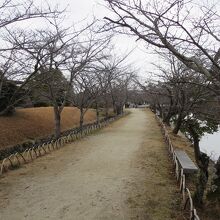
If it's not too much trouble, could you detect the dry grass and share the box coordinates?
[166,126,195,162]
[0,107,96,150]
[164,123,220,220]
[140,109,183,219]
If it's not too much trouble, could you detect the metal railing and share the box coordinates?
[0,113,126,176]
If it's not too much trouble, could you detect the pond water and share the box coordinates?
[160,117,220,161]
[200,130,220,161]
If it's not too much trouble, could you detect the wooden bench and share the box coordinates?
[174,149,198,174]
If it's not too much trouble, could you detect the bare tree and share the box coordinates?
[0,0,61,115]
[91,52,136,115]
[104,0,220,94]
[72,72,96,130]
[0,0,60,34]
[23,22,112,138]
[139,54,219,205]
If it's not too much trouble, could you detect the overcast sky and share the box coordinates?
[34,0,161,80]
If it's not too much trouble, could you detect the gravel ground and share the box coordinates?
[0,108,182,220]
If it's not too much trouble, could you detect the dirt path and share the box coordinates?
[0,109,181,220]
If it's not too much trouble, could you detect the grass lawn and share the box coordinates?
[0,107,96,150]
